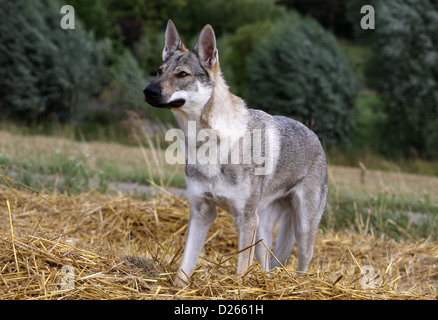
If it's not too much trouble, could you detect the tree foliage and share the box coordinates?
[63,0,120,41]
[277,0,354,38]
[0,0,105,123]
[247,16,358,146]
[364,0,438,158]
[221,21,280,97]
[173,0,286,39]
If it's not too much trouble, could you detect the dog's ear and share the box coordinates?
[194,24,218,69]
[163,19,186,61]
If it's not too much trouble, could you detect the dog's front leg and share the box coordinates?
[175,199,217,286]
[236,213,259,275]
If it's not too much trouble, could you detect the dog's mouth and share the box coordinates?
[164,99,186,108]
[145,97,186,109]
[143,85,186,109]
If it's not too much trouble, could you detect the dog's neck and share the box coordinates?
[171,72,248,146]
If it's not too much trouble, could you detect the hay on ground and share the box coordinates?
[0,186,437,300]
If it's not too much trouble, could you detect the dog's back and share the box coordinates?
[246,108,327,196]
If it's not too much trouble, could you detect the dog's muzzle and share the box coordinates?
[143,84,185,108]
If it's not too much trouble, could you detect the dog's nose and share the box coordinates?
[143,85,161,101]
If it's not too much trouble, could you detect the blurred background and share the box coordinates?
[0,0,437,182]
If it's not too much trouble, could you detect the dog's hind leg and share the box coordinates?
[292,180,327,273]
[270,201,296,269]
[255,200,286,271]
[270,178,327,273]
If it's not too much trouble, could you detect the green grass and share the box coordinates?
[0,126,186,195]
[327,144,438,177]
[322,185,438,241]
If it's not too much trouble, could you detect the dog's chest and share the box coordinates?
[186,164,249,214]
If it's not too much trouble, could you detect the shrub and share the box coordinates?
[109,49,148,111]
[174,0,287,39]
[65,0,120,41]
[220,21,280,97]
[0,0,105,123]
[133,32,165,76]
[247,16,358,146]
[363,0,438,158]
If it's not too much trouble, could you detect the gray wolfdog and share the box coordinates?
[143,20,328,286]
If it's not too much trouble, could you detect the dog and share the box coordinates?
[143,20,328,286]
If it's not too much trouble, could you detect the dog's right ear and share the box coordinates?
[194,24,218,69]
[163,19,187,61]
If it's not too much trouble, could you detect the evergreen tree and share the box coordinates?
[247,16,357,146]
[0,0,105,123]
[364,0,438,158]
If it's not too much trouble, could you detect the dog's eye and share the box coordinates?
[177,71,189,78]
[157,68,163,76]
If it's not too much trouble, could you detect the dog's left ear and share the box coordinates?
[194,25,218,69]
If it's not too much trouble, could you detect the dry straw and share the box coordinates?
[0,185,437,300]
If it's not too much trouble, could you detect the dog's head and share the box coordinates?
[143,20,219,111]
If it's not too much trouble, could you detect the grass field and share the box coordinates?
[0,129,437,299]
[1,187,437,300]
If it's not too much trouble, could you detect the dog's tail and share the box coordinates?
[271,210,296,269]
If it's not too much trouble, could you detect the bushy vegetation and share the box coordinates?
[220,21,280,97]
[247,16,357,146]
[278,0,354,38]
[0,0,105,123]
[363,0,438,159]
[0,0,437,162]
